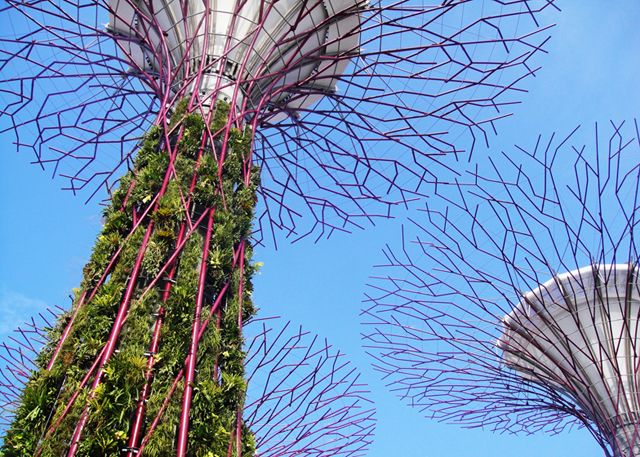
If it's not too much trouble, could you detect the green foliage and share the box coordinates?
[135,126,164,169]
[2,100,260,457]
[168,98,190,131]
[209,102,231,137]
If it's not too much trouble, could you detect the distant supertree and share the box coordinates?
[0,0,556,455]
[362,121,640,457]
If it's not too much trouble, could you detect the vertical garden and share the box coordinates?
[2,101,261,457]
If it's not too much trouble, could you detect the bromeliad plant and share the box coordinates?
[2,101,260,457]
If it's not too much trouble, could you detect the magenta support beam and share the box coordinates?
[137,279,233,454]
[235,240,246,457]
[34,344,109,457]
[67,220,155,457]
[176,209,216,456]
[237,241,245,329]
[125,221,186,456]
[45,290,87,371]
[137,365,186,455]
[236,403,242,457]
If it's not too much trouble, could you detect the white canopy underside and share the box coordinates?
[499,263,640,452]
[108,0,361,117]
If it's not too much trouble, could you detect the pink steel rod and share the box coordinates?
[128,112,225,452]
[45,192,160,370]
[135,241,242,453]
[236,404,243,457]
[137,366,185,453]
[67,140,185,455]
[176,209,216,456]
[119,178,136,211]
[124,221,187,456]
[0,345,33,375]
[132,202,138,226]
[8,332,36,354]
[226,427,236,457]
[136,279,233,455]
[34,344,108,457]
[187,0,212,111]
[214,308,222,381]
[45,290,86,372]
[235,240,246,457]
[237,241,245,329]
[66,220,155,457]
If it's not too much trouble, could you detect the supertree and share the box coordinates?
[362,121,640,456]
[0,0,556,455]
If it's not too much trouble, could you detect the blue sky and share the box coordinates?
[2,1,640,456]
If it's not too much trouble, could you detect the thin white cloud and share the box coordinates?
[0,285,49,339]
